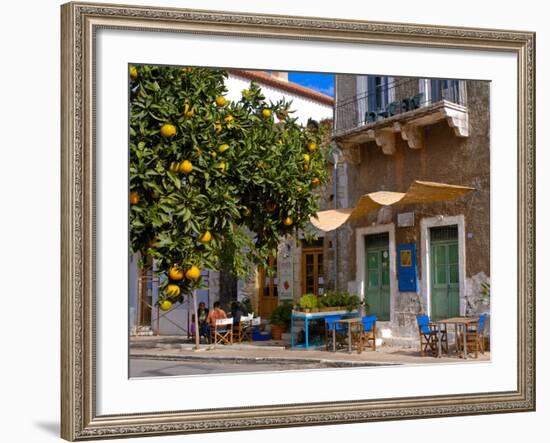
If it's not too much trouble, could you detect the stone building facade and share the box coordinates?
[325,75,490,345]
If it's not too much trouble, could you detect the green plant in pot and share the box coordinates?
[298,294,318,313]
[344,294,361,311]
[270,301,293,340]
[322,292,339,311]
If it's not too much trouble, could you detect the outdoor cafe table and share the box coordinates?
[436,317,479,359]
[290,310,357,350]
[337,317,363,354]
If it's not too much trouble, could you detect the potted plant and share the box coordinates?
[270,301,293,340]
[298,294,318,313]
[344,294,361,311]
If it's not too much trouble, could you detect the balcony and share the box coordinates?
[333,78,469,156]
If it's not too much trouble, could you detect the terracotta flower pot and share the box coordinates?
[271,324,286,340]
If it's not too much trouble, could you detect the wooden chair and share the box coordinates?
[360,315,377,351]
[212,318,233,345]
[416,315,447,357]
[235,314,253,343]
[457,314,488,358]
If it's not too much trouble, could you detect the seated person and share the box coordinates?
[230,301,248,325]
[207,301,227,330]
[191,302,210,343]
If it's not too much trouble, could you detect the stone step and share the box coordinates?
[130,325,154,336]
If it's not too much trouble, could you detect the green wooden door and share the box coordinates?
[430,226,460,321]
[365,234,390,321]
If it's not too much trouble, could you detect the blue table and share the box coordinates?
[290,310,358,349]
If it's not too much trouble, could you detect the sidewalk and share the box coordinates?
[130,335,490,367]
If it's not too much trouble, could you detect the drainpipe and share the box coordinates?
[332,148,339,292]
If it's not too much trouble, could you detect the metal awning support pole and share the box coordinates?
[332,148,339,292]
[192,288,200,350]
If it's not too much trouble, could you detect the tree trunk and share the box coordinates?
[192,289,200,349]
[219,269,238,309]
[138,256,153,327]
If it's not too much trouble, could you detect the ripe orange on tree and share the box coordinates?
[223,115,234,124]
[179,160,193,174]
[160,123,176,138]
[215,96,227,107]
[183,103,194,118]
[165,284,181,298]
[283,216,293,226]
[307,142,318,152]
[168,266,185,281]
[185,265,201,281]
[129,191,140,205]
[311,177,321,187]
[199,231,212,243]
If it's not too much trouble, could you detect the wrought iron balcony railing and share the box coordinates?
[335,78,466,135]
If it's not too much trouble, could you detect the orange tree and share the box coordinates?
[129,65,329,314]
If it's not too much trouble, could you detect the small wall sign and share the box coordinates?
[397,211,415,228]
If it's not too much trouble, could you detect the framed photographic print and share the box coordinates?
[61,1,535,440]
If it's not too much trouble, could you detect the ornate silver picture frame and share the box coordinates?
[61,1,535,440]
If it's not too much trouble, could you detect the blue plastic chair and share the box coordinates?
[416,315,433,335]
[416,315,447,356]
[325,315,345,333]
[324,315,345,350]
[478,313,488,333]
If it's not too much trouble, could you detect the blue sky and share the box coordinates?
[288,72,335,97]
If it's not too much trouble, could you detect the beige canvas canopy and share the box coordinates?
[311,180,475,232]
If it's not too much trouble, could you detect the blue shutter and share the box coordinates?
[397,244,418,292]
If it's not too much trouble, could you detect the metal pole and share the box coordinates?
[332,149,339,292]
[186,296,190,339]
[156,301,160,336]
[192,288,200,350]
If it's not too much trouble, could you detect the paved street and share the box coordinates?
[129,335,490,377]
[130,357,322,377]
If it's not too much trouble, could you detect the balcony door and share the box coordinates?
[430,79,461,104]
[356,76,392,125]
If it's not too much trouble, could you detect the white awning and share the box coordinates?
[310,181,474,232]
